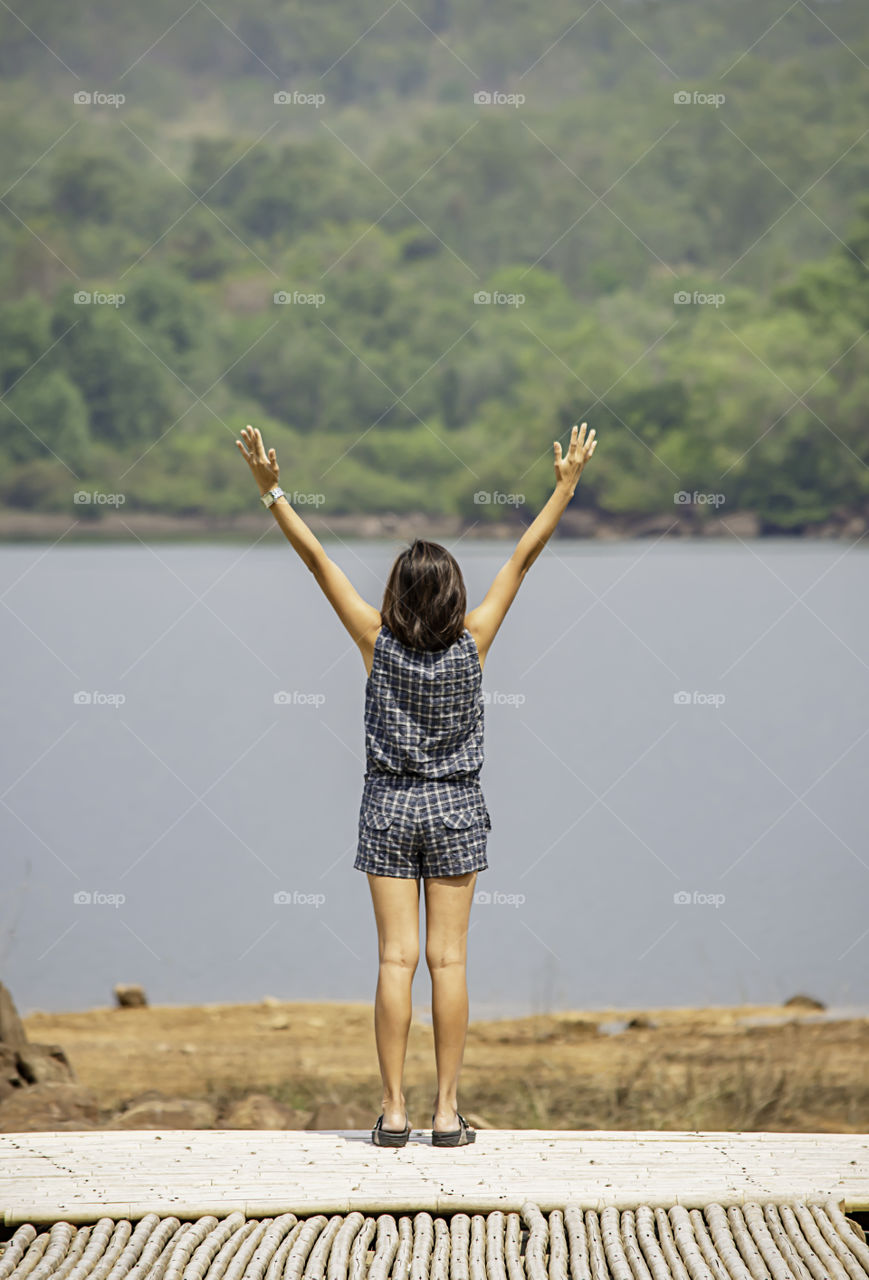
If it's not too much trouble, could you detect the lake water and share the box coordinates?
[1,538,867,1020]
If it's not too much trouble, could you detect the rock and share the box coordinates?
[703,511,761,538]
[556,509,598,538]
[221,1093,308,1130]
[0,982,28,1049]
[114,984,148,1008]
[107,1096,217,1129]
[0,1082,100,1132]
[783,993,826,1012]
[15,1043,75,1085]
[626,1015,656,1030]
[631,514,683,538]
[463,1112,494,1131]
[0,1045,23,1102]
[305,1102,372,1130]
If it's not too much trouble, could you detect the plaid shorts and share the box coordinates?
[354,773,491,879]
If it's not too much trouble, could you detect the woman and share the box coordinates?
[236,422,597,1147]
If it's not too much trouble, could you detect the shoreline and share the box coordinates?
[0,508,866,542]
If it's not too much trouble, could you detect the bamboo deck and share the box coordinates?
[2,1129,868,1226]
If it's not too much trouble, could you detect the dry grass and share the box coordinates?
[21,1001,869,1132]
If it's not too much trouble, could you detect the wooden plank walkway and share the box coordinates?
[2,1129,868,1225]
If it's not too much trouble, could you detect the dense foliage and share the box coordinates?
[0,0,867,529]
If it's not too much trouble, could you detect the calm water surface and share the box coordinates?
[1,538,867,1019]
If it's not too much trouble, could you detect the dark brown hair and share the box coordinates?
[381,539,467,651]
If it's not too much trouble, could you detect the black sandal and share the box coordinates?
[431,1112,476,1146]
[372,1113,411,1147]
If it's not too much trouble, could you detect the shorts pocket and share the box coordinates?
[362,808,395,830]
[440,808,480,830]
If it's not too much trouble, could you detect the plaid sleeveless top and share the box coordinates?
[364,623,484,780]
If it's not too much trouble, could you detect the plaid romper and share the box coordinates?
[354,623,492,879]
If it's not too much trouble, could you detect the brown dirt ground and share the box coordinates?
[21,1000,869,1132]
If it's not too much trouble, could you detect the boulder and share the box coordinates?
[305,1102,373,1130]
[0,1045,23,1103]
[0,1082,100,1132]
[114,984,148,1008]
[15,1043,75,1085]
[221,1093,308,1130]
[0,982,28,1050]
[783,993,826,1012]
[107,1096,217,1129]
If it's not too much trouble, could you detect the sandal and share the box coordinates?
[431,1111,476,1147]
[372,1113,411,1147]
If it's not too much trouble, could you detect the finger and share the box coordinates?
[235,440,250,461]
[554,441,562,460]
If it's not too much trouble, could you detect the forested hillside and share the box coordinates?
[1,0,867,530]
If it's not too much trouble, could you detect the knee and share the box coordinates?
[425,944,466,974]
[379,944,419,974]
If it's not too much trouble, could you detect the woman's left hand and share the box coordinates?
[236,425,280,496]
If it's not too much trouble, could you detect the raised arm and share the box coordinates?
[465,422,597,668]
[236,426,380,659]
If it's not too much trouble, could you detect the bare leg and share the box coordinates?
[424,871,476,1131]
[367,873,420,1130]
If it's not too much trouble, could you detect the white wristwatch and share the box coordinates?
[261,485,285,508]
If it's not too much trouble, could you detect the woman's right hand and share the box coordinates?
[554,422,596,494]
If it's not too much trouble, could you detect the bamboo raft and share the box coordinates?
[1,1199,868,1280]
[2,1130,869,1279]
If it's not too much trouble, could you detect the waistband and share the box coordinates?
[364,770,481,788]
